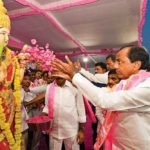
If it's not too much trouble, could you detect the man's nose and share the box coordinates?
[109,79,113,84]
[114,62,118,69]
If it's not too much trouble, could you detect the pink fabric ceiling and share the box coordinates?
[4,0,143,67]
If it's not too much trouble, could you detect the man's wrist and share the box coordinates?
[70,68,79,80]
[74,67,80,74]
[78,123,85,131]
[79,128,84,132]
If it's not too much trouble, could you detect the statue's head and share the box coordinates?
[0,0,11,47]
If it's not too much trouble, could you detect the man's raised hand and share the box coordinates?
[51,56,77,81]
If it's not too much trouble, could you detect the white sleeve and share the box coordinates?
[96,107,104,124]
[76,90,86,123]
[30,84,47,94]
[72,73,150,111]
[80,68,108,84]
[42,85,50,114]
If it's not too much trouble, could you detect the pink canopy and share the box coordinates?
[4,0,146,67]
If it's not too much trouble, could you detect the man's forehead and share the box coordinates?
[109,73,118,78]
[106,57,112,61]
[95,66,102,69]
[116,47,130,58]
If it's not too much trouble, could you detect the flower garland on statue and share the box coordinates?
[0,48,21,150]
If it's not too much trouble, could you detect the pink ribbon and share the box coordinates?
[48,81,56,119]
[83,96,96,122]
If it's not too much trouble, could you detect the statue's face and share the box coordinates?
[0,27,10,47]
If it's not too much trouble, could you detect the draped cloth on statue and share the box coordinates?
[94,70,150,150]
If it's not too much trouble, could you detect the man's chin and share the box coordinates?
[117,74,124,79]
[108,84,113,88]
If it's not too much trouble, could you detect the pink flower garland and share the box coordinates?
[138,0,147,45]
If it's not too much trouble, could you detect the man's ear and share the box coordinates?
[134,61,142,70]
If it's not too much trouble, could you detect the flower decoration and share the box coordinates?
[0,48,21,150]
[19,39,55,71]
[31,39,37,45]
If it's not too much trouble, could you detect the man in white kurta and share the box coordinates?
[79,62,108,84]
[73,72,150,149]
[78,54,116,84]
[43,77,86,150]
[51,45,150,150]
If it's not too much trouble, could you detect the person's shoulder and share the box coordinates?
[137,77,150,88]
[65,81,77,92]
[47,82,54,88]
[65,80,72,86]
